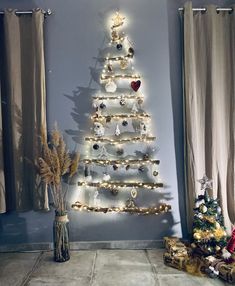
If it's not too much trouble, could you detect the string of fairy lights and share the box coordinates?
[72,11,171,215]
[85,136,156,144]
[81,158,160,166]
[78,181,163,189]
[72,201,171,215]
[91,113,151,121]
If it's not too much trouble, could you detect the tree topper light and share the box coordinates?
[111,11,125,28]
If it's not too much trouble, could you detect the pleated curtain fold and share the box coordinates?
[183,2,235,234]
[0,9,49,213]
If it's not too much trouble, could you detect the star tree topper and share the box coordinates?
[112,11,125,27]
[198,174,213,191]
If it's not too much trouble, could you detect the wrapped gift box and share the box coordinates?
[164,237,189,257]
[163,252,188,271]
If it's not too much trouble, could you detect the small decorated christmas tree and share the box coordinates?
[192,175,227,255]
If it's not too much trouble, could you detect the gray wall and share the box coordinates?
[0,0,233,245]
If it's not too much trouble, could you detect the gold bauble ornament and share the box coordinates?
[193,232,201,240]
[215,222,220,229]
[199,204,207,213]
[215,246,221,251]
[209,233,214,238]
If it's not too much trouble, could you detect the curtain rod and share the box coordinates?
[0,9,52,16]
[179,7,233,12]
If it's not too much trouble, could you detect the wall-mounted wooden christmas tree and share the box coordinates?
[72,11,171,215]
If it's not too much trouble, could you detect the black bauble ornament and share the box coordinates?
[126,165,130,170]
[117,148,124,156]
[113,164,118,171]
[153,171,158,176]
[116,44,122,50]
[129,47,135,55]
[120,98,126,106]
[100,102,106,109]
[138,166,145,172]
[93,144,99,150]
[122,120,128,127]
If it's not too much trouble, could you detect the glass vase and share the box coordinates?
[53,212,70,262]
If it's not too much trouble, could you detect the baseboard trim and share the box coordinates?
[0,240,164,252]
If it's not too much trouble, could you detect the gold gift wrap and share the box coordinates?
[218,263,235,284]
[163,237,180,250]
[163,252,188,270]
[164,237,189,257]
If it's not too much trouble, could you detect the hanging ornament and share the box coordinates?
[143,153,149,160]
[98,146,109,159]
[84,166,92,182]
[131,189,138,199]
[120,59,128,70]
[217,206,222,214]
[117,148,124,156]
[199,204,208,213]
[131,80,141,92]
[138,98,143,105]
[116,43,122,50]
[93,190,100,207]
[111,30,119,41]
[113,164,118,171]
[103,173,111,181]
[93,122,105,137]
[112,11,125,28]
[93,144,99,150]
[122,120,128,127]
[99,102,106,109]
[92,100,99,108]
[105,81,117,93]
[153,171,158,177]
[126,198,136,208]
[107,64,113,72]
[115,124,121,136]
[128,47,135,56]
[139,122,148,136]
[119,98,126,106]
[106,116,112,123]
[197,174,213,191]
[138,166,145,173]
[126,165,130,171]
[111,189,118,196]
[131,103,138,113]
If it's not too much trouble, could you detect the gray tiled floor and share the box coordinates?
[0,249,229,286]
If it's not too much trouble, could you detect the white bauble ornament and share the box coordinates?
[92,100,99,108]
[93,122,105,137]
[105,81,117,93]
[103,173,111,181]
[215,222,220,229]
[217,206,222,214]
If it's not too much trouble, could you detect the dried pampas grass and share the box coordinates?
[38,125,79,214]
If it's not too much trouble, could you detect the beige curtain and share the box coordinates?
[183,2,235,234]
[0,9,49,212]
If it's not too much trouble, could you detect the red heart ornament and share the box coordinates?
[131,80,141,92]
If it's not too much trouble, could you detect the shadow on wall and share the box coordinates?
[64,14,178,241]
[166,0,187,238]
